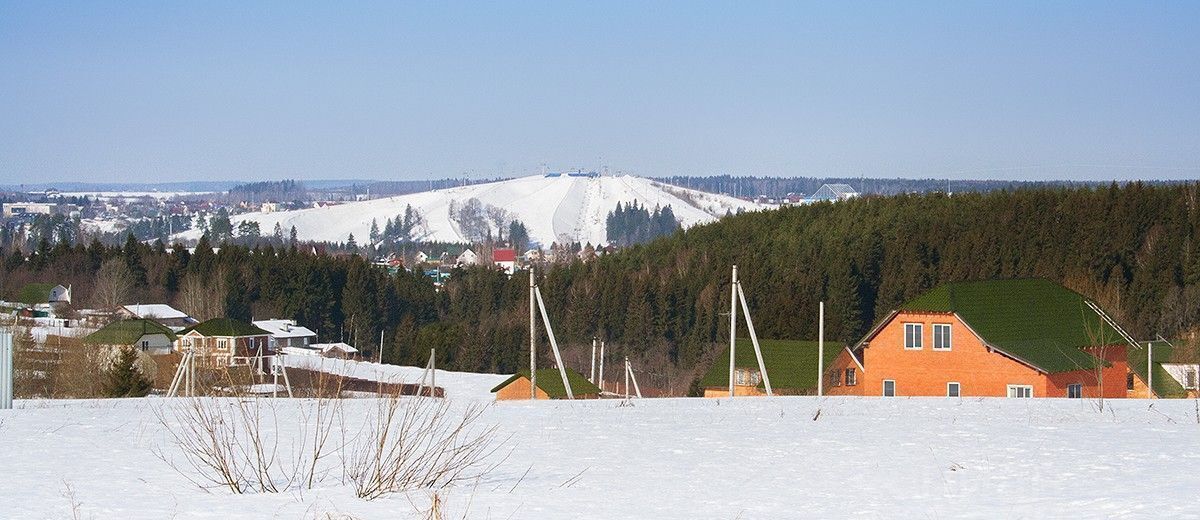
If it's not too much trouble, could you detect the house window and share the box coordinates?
[947,382,960,397]
[844,368,857,386]
[904,323,923,350]
[883,379,896,397]
[829,369,841,387]
[1126,372,1135,390]
[932,324,952,350]
[1186,369,1197,390]
[217,338,229,351]
[1068,383,1082,399]
[1007,385,1033,398]
[141,340,149,351]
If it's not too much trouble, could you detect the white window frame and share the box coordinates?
[844,368,856,386]
[947,382,960,397]
[1007,385,1033,398]
[903,323,923,350]
[1067,383,1082,399]
[932,323,952,351]
[217,338,230,351]
[883,379,896,397]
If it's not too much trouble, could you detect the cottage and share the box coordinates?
[492,248,517,275]
[84,319,177,355]
[253,319,318,351]
[118,304,199,331]
[48,284,71,305]
[827,279,1133,399]
[700,338,845,397]
[176,318,271,367]
[491,368,601,400]
[456,249,479,266]
[1127,340,1197,398]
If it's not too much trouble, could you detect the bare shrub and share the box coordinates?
[344,394,505,500]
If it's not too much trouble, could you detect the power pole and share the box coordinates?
[818,301,825,397]
[728,265,738,397]
[599,340,606,394]
[529,267,537,399]
[590,337,597,383]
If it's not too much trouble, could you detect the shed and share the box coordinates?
[491,368,601,400]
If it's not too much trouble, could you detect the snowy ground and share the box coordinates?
[1,395,1198,519]
[173,175,765,246]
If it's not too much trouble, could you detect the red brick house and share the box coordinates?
[827,279,1133,399]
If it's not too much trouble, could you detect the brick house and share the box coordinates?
[175,318,271,368]
[826,279,1133,399]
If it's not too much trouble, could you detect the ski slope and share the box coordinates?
[1,396,1197,519]
[177,175,764,246]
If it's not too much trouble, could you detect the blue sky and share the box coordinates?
[1,1,1198,183]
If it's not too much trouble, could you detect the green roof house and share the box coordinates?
[84,319,178,355]
[700,338,846,397]
[491,368,602,400]
[176,318,271,367]
[829,278,1142,399]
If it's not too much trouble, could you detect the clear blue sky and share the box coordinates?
[2,1,1198,183]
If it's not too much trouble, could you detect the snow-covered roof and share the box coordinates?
[311,342,358,354]
[121,304,190,320]
[253,319,317,338]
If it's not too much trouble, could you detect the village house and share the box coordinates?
[175,318,271,367]
[253,319,318,352]
[826,279,1133,399]
[492,248,517,275]
[48,284,71,305]
[491,368,601,400]
[700,338,845,397]
[84,318,177,355]
[118,304,199,331]
[1127,340,1198,398]
[456,249,479,266]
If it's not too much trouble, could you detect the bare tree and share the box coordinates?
[90,258,135,310]
[176,270,228,321]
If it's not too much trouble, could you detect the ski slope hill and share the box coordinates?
[179,175,765,246]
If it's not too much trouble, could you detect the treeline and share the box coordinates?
[654,174,1118,198]
[605,202,680,247]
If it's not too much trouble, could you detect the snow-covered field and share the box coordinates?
[174,175,764,246]
[2,394,1198,519]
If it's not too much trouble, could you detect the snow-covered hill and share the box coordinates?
[179,175,764,246]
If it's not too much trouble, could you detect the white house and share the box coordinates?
[253,319,318,351]
[1162,363,1200,397]
[48,284,71,305]
[802,184,860,204]
[456,249,479,266]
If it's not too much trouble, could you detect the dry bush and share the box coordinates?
[344,395,505,500]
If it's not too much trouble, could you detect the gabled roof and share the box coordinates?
[892,278,1123,373]
[84,319,177,346]
[492,248,516,262]
[179,317,270,338]
[700,338,846,391]
[490,368,601,398]
[1128,340,1189,398]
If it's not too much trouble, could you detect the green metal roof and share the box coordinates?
[700,338,846,392]
[490,368,602,398]
[84,319,177,346]
[898,278,1123,373]
[179,317,269,337]
[1127,340,1189,398]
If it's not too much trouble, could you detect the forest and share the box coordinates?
[4,182,1200,394]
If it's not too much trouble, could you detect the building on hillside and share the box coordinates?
[1127,340,1197,398]
[413,251,429,265]
[84,318,178,355]
[456,249,479,266]
[2,202,80,217]
[282,342,359,359]
[118,304,198,331]
[260,202,280,213]
[176,318,271,368]
[253,319,317,351]
[826,279,1134,399]
[491,369,601,400]
[802,184,859,204]
[492,248,517,275]
[700,338,845,397]
[48,284,72,305]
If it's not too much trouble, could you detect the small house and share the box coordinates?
[700,338,845,397]
[48,284,71,305]
[456,249,479,266]
[1127,340,1196,398]
[176,318,271,367]
[84,318,177,355]
[491,368,601,400]
[492,248,517,275]
[253,319,318,351]
[118,304,199,331]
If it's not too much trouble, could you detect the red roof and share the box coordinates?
[492,248,516,262]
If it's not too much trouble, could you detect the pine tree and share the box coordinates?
[103,346,153,398]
